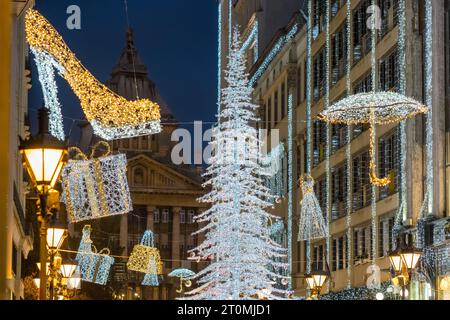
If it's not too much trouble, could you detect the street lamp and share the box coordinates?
[388,234,422,300]
[19,107,67,300]
[305,270,329,297]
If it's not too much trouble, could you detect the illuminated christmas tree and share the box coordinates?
[186,28,289,300]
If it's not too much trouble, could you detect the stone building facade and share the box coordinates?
[221,0,450,299]
[0,0,35,300]
[77,29,206,300]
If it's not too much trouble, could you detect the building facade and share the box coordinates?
[222,0,450,299]
[77,29,206,300]
[0,0,35,300]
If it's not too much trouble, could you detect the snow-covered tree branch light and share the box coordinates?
[25,9,161,140]
[186,28,290,300]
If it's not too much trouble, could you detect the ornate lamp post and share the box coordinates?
[305,270,329,298]
[388,234,422,300]
[19,107,67,300]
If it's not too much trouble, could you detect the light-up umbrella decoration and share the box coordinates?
[169,268,195,294]
[319,92,428,186]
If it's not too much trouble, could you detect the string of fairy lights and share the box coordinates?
[345,0,353,289]
[305,0,313,275]
[287,93,294,290]
[324,0,332,287]
[424,0,434,217]
[370,0,378,265]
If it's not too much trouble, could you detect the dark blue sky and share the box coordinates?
[30,0,218,141]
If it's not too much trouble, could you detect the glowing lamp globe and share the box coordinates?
[312,271,328,289]
[19,108,67,193]
[400,248,422,270]
[305,274,315,290]
[46,227,66,251]
[60,263,77,279]
[388,251,403,273]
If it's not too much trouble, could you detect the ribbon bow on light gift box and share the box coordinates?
[76,225,115,285]
[61,141,132,223]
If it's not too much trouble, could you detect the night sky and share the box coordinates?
[29,0,218,142]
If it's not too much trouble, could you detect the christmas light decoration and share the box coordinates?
[324,0,331,282]
[287,93,293,290]
[320,282,395,300]
[217,2,222,116]
[304,0,313,274]
[320,92,428,186]
[297,174,329,241]
[61,141,132,223]
[263,143,285,198]
[420,0,434,219]
[241,20,258,63]
[127,230,163,276]
[31,48,65,140]
[186,29,290,300]
[345,0,353,289]
[248,23,299,87]
[76,225,114,285]
[25,9,161,140]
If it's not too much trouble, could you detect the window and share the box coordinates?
[188,210,195,224]
[353,0,371,63]
[332,164,347,220]
[296,144,302,178]
[338,236,345,270]
[281,82,286,120]
[180,210,186,224]
[314,176,327,215]
[353,151,371,211]
[153,209,160,223]
[162,209,169,223]
[268,97,272,131]
[274,91,279,126]
[313,120,327,166]
[331,23,348,85]
[331,123,348,153]
[378,216,395,257]
[379,48,400,91]
[354,226,372,263]
[331,0,345,17]
[313,244,325,271]
[313,47,326,100]
[12,244,17,277]
[312,0,326,38]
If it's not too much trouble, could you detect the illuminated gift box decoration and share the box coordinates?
[76,225,114,285]
[61,142,132,223]
[128,230,163,279]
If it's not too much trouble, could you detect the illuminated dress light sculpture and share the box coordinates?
[297,174,329,241]
[25,9,161,140]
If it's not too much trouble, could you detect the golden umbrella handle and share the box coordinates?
[176,277,192,294]
[368,115,391,187]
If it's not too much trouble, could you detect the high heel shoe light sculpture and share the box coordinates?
[25,9,161,140]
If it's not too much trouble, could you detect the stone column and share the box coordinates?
[152,287,159,300]
[171,207,181,269]
[119,215,128,256]
[146,206,155,231]
[431,0,446,218]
